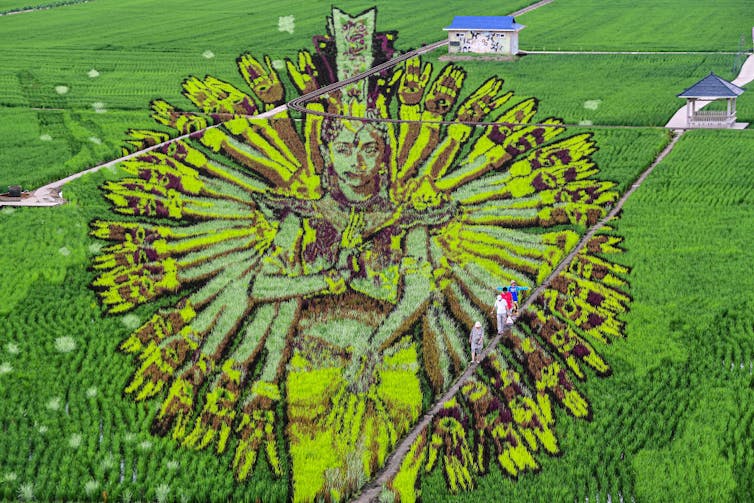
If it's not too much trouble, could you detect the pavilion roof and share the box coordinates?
[677,72,745,99]
[443,16,525,32]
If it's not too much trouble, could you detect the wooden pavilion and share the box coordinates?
[677,72,745,128]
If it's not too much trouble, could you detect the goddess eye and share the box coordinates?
[334,143,352,155]
[360,142,378,155]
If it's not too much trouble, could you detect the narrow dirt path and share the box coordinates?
[354,129,685,501]
[0,41,447,208]
[511,0,554,16]
[0,0,91,16]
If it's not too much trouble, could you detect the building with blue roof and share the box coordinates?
[443,16,525,55]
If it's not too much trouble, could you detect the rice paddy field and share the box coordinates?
[520,0,754,52]
[1,1,753,502]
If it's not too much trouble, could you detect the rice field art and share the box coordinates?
[90,6,631,501]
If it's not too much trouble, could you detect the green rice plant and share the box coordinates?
[154,483,170,503]
[519,0,754,51]
[3,3,752,502]
[17,482,34,502]
[83,478,99,498]
[119,488,132,503]
[426,52,739,127]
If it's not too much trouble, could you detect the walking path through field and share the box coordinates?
[0,40,447,208]
[354,128,685,501]
[0,0,91,16]
[665,53,754,128]
[0,104,289,207]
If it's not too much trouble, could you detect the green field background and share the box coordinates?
[518,0,754,52]
[1,0,754,501]
[2,0,751,191]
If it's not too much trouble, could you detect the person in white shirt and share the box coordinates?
[491,291,509,335]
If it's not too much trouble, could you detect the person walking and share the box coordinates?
[499,286,513,311]
[491,289,509,335]
[510,280,529,314]
[469,321,484,363]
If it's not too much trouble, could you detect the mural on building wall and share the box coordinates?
[463,31,508,53]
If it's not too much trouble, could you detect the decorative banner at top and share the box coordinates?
[329,7,376,104]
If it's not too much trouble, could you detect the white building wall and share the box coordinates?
[446,30,516,54]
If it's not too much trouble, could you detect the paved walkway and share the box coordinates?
[665,53,754,129]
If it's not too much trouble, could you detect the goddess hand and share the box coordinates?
[397,56,431,105]
[238,54,285,104]
[424,64,465,116]
[286,50,318,95]
[456,77,511,122]
[150,100,208,133]
[183,76,257,116]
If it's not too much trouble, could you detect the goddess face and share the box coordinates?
[326,123,387,203]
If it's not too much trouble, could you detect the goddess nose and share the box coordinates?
[356,154,368,171]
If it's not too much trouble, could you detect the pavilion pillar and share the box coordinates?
[686,99,693,126]
[732,98,737,122]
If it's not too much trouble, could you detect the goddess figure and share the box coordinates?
[91,6,630,499]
